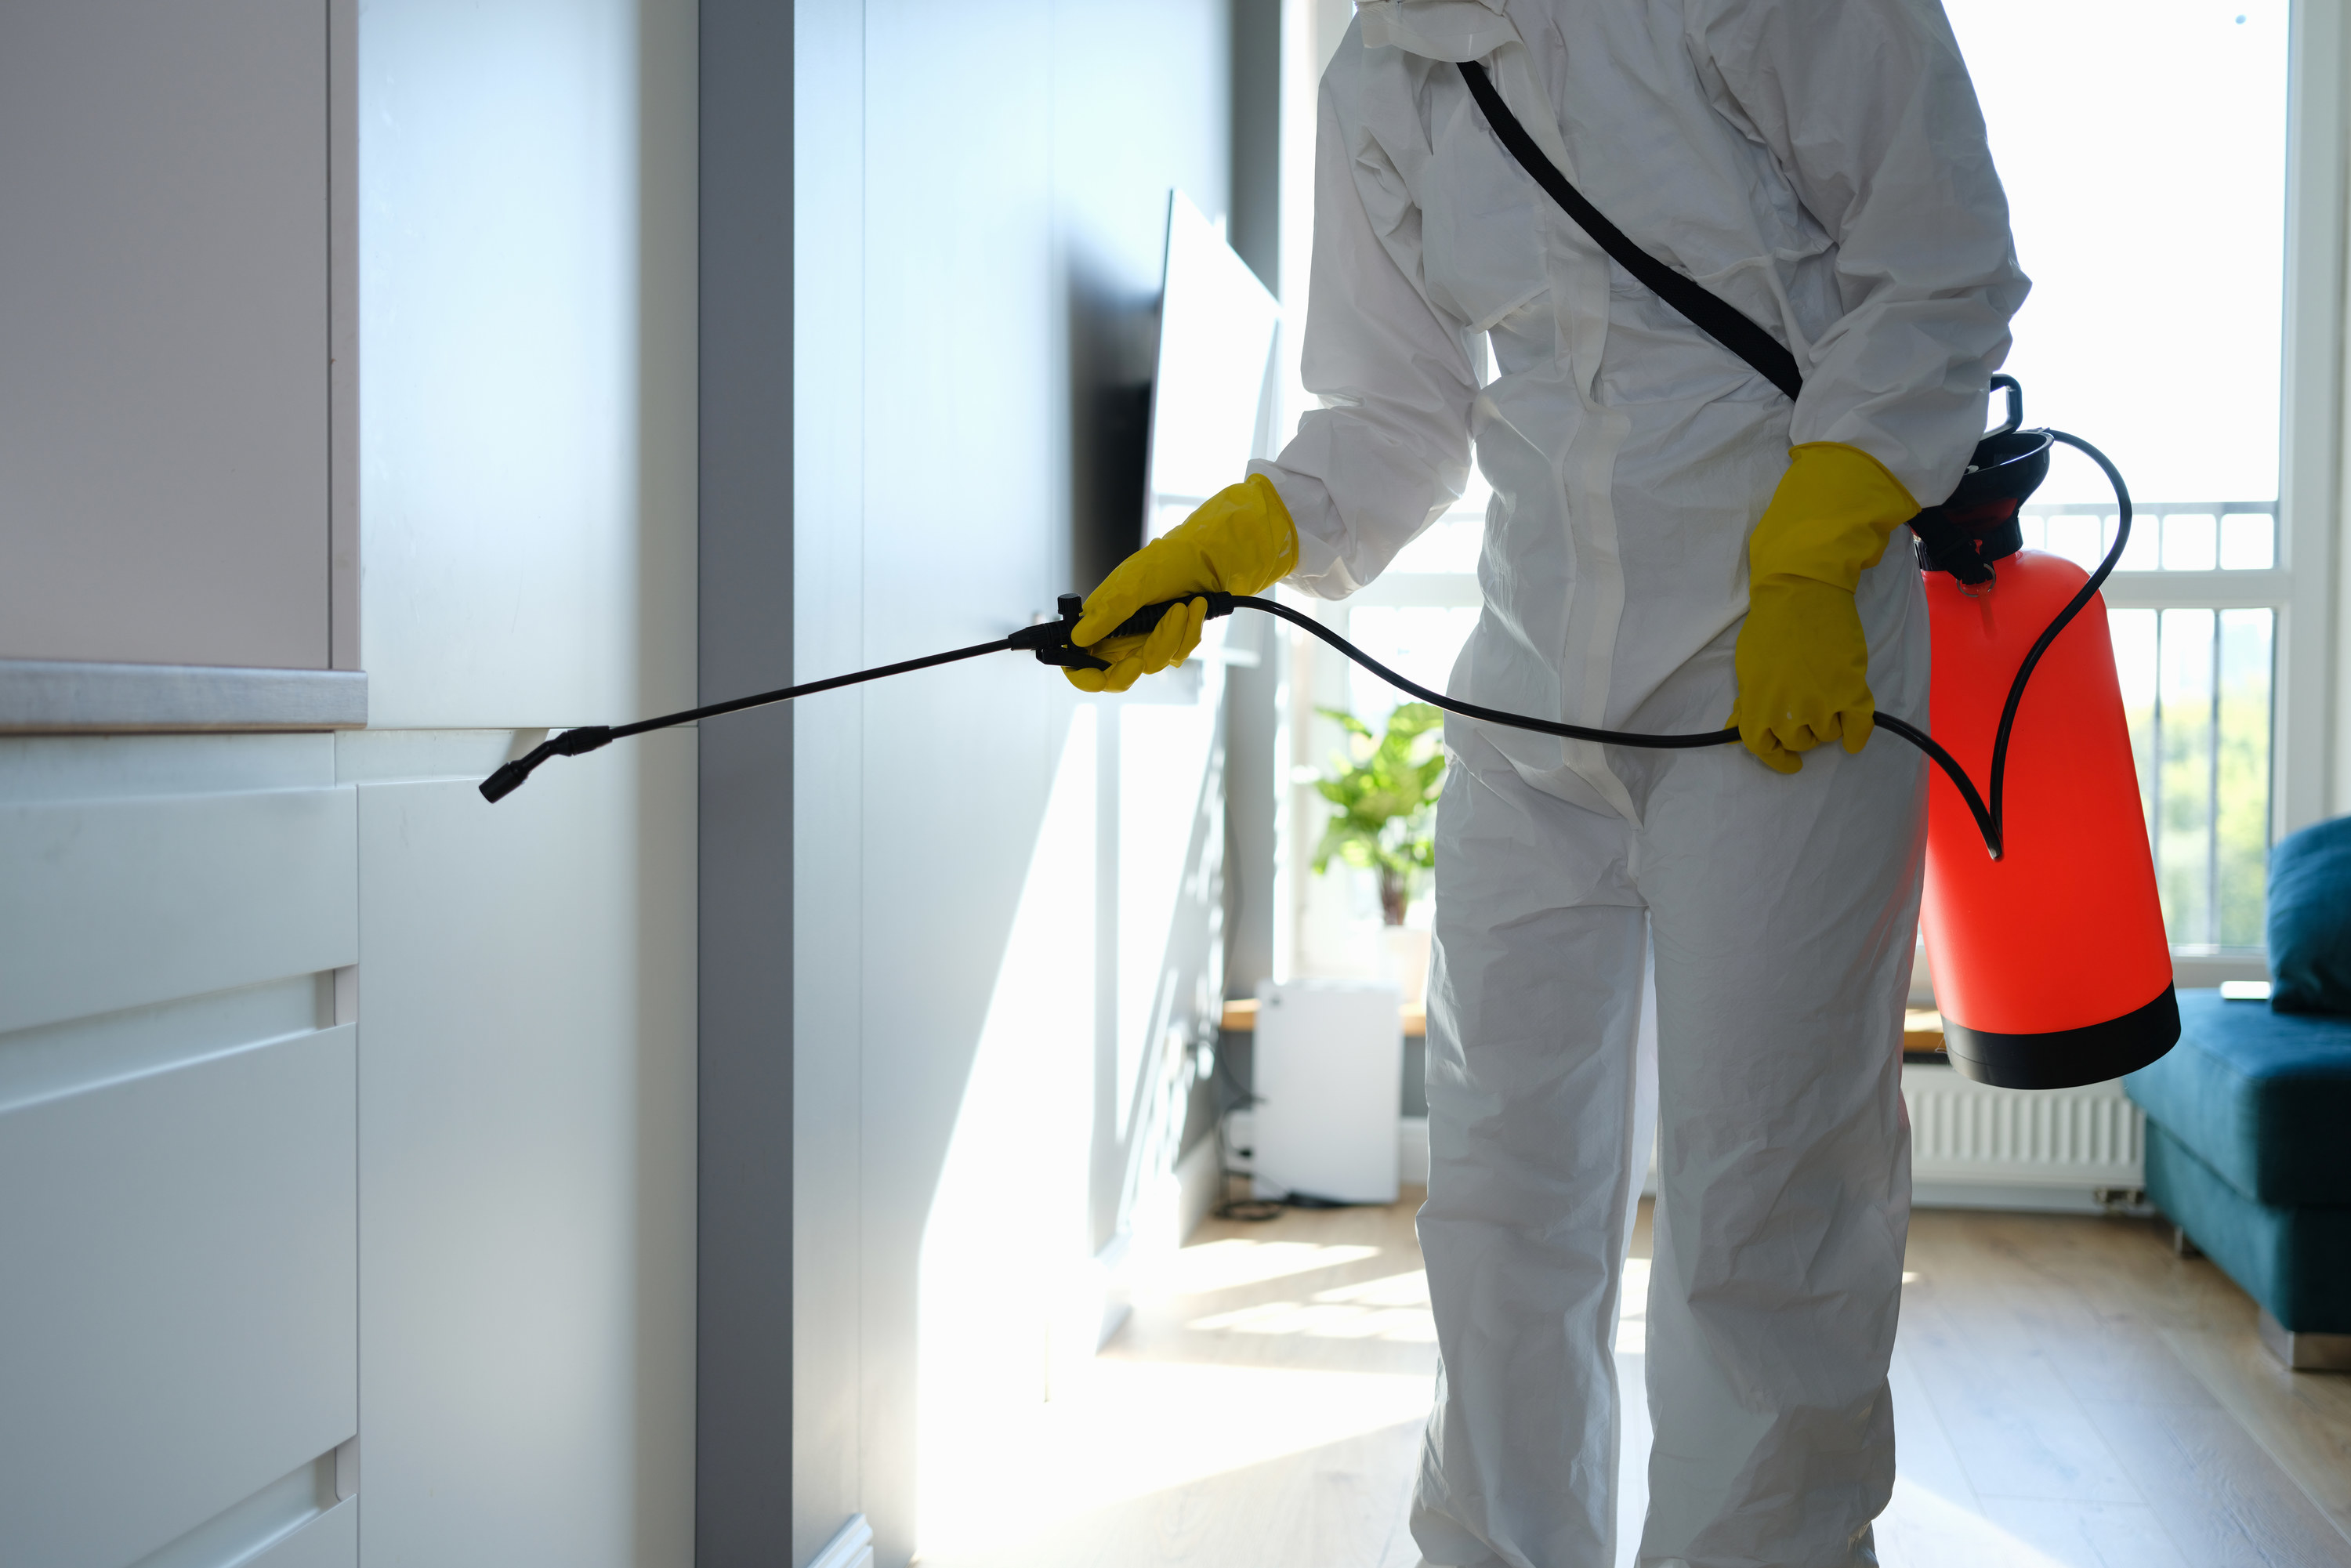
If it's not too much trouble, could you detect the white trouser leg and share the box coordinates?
[1411,728,1649,1568]
[1634,729,1926,1568]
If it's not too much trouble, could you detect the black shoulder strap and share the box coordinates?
[1457,60,1804,401]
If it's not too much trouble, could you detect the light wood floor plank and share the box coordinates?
[1887,1340,1981,1514]
[2081,1397,2351,1568]
[2164,1327,2351,1554]
[1893,1287,2145,1504]
[1979,1496,2194,1568]
[924,1193,2351,1567]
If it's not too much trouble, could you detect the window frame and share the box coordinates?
[2273,0,2346,850]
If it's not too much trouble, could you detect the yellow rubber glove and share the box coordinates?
[1728,442,1919,773]
[1067,473,1300,693]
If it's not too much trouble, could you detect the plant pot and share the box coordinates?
[1381,925,1432,1009]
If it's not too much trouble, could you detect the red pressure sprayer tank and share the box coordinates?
[1907,378,2177,1088]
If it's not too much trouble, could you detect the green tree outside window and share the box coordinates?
[1312,702,1447,927]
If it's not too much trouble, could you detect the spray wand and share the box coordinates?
[482,420,2129,868]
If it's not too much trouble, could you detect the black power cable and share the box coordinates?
[480,433,2131,867]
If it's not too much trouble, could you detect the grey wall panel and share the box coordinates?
[771,5,1236,1563]
[0,1027,357,1568]
[0,785,357,1035]
[0,0,329,669]
[357,0,697,730]
[353,734,694,1568]
[1228,0,1283,292]
[698,2,804,1563]
[855,5,1059,1555]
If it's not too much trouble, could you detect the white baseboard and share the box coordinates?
[806,1513,873,1568]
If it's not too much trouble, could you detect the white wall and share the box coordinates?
[342,727,694,1567]
[353,0,698,1563]
[786,4,1238,1563]
[360,0,697,726]
[0,4,698,1566]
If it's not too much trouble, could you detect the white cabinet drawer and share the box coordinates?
[0,1025,357,1568]
[0,786,357,1034]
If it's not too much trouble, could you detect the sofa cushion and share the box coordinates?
[2269,814,2351,1014]
[2145,1124,2351,1335]
[2124,989,2351,1206]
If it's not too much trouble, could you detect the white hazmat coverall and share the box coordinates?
[1248,1,2026,1563]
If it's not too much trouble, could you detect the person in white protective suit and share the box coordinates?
[1069,0,2027,1562]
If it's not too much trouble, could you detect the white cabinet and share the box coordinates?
[0,736,359,1568]
[0,0,345,672]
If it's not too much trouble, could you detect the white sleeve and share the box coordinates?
[1252,38,1480,599]
[1687,0,2030,504]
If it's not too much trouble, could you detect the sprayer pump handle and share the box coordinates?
[1100,591,1237,640]
[1009,592,1239,672]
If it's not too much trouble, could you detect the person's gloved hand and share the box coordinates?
[1728,442,1919,773]
[1067,473,1299,693]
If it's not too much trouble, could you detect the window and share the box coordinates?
[1949,0,2298,961]
[1281,0,2326,980]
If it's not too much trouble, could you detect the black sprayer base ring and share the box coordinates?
[1942,985,2182,1090]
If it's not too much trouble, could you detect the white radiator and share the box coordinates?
[1241,1067,2147,1217]
[1901,1062,2144,1212]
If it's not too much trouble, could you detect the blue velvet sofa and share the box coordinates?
[2122,817,2351,1369]
[2124,992,2351,1363]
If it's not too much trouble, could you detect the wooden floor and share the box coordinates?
[917,1192,2351,1567]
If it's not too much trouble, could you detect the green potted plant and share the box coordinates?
[1313,702,1445,999]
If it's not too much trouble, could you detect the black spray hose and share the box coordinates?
[1245,596,1994,855]
[1982,432,2132,842]
[481,430,2131,865]
[477,637,1019,802]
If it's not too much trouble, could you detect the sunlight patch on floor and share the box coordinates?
[1185,1267,1437,1341]
[1878,1477,2076,1567]
[915,1209,1440,1566]
[918,1357,1433,1562]
[1153,1237,1382,1295]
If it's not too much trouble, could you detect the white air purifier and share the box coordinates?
[1251,979,1404,1204]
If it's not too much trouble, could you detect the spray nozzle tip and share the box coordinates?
[479,761,531,803]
